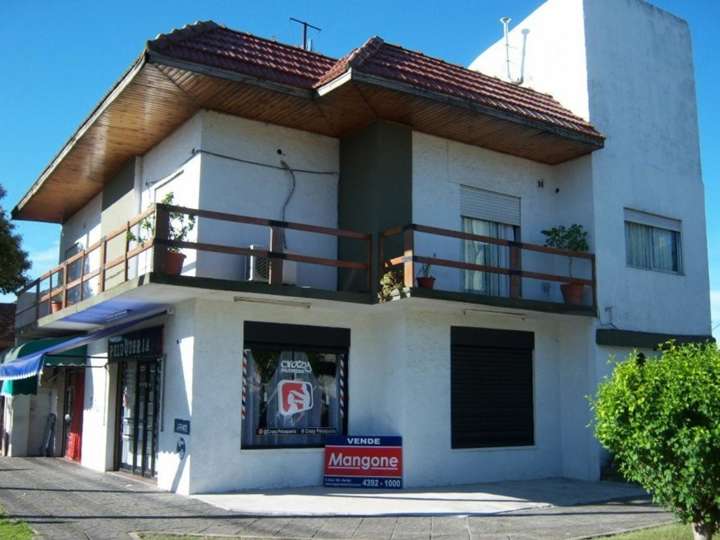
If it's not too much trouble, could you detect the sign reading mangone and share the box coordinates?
[324,435,403,489]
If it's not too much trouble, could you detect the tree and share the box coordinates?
[0,185,30,294]
[591,342,720,540]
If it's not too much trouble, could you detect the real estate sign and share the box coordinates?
[324,435,403,489]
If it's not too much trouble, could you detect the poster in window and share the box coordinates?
[241,348,346,448]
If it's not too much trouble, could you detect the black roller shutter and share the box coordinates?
[451,327,534,448]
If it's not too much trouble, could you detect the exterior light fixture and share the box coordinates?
[233,297,312,309]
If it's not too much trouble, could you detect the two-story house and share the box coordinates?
[0,0,712,495]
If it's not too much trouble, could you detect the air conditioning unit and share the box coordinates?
[247,245,270,282]
[246,244,297,285]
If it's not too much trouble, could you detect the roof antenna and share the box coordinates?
[290,17,321,51]
[500,17,523,85]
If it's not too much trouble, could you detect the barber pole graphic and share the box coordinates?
[241,350,249,419]
[339,356,345,418]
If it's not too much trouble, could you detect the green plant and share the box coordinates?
[541,224,589,278]
[591,342,720,540]
[378,268,407,302]
[0,185,30,294]
[128,193,196,252]
[419,254,436,278]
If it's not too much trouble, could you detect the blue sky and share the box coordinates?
[0,0,718,336]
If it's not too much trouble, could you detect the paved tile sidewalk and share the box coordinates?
[0,458,673,539]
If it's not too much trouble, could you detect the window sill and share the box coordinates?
[625,265,684,277]
[240,445,325,452]
[451,445,537,453]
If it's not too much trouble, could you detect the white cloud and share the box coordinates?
[712,290,720,342]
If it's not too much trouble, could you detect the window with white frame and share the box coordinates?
[624,209,682,273]
[460,186,520,296]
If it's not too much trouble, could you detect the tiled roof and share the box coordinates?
[0,303,15,349]
[147,22,601,140]
[319,38,600,139]
[148,21,336,89]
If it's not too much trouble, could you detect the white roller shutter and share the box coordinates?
[460,186,521,226]
[624,208,681,232]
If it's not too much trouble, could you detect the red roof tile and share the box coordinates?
[148,21,336,90]
[319,38,600,139]
[148,21,601,141]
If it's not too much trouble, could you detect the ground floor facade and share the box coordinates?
[2,297,645,495]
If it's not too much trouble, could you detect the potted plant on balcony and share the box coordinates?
[416,256,436,289]
[50,297,63,313]
[541,224,589,305]
[378,268,409,302]
[128,193,196,276]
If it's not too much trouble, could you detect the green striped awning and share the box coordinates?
[0,338,87,396]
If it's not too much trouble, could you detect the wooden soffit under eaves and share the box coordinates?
[13,54,603,223]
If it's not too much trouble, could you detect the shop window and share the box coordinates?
[451,327,534,448]
[242,322,349,449]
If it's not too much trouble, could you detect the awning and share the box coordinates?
[0,312,164,382]
[0,339,87,397]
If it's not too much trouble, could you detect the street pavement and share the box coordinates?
[0,457,674,539]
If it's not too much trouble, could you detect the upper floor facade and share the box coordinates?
[12,0,711,340]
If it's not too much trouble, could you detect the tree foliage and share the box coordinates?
[591,342,720,538]
[0,186,30,294]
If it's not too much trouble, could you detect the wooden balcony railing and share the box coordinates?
[380,224,597,310]
[15,204,372,328]
[14,210,597,328]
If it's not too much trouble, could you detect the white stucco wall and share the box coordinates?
[583,0,710,335]
[469,0,591,121]
[60,193,103,261]
[168,298,600,494]
[196,111,340,288]
[156,300,196,495]
[412,132,595,304]
[470,0,711,336]
[139,113,203,277]
[80,338,116,472]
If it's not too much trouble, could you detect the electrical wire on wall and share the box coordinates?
[279,159,296,251]
[141,147,339,254]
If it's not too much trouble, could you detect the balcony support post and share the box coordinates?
[61,262,68,308]
[124,221,131,282]
[510,242,522,299]
[269,226,284,286]
[99,239,107,292]
[367,234,374,294]
[153,205,170,274]
[34,280,40,322]
[591,255,598,312]
[79,251,87,301]
[403,227,415,289]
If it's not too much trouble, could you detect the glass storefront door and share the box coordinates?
[118,359,161,478]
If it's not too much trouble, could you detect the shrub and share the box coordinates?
[591,342,720,539]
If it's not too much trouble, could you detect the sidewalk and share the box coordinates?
[193,478,647,516]
[0,457,673,539]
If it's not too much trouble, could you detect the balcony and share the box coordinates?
[15,204,373,333]
[15,207,597,334]
[379,224,597,316]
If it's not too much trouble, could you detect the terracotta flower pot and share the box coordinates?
[416,276,436,289]
[560,282,585,305]
[164,251,186,275]
[50,301,63,314]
